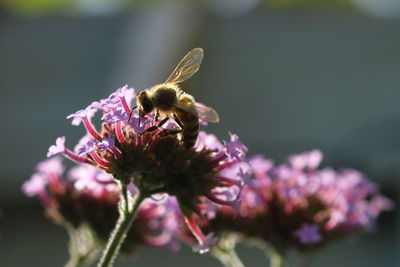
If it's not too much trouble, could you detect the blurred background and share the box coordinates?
[0,0,399,266]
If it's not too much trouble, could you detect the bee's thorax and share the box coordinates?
[151,84,179,112]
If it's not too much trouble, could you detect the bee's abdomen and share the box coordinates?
[174,109,199,148]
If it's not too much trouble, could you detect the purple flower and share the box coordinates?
[196,149,393,255]
[102,109,128,124]
[195,131,224,151]
[66,109,86,126]
[127,115,152,133]
[220,162,251,186]
[288,153,308,170]
[68,164,118,196]
[96,137,115,152]
[24,155,183,255]
[66,106,101,140]
[241,189,264,209]
[73,134,92,154]
[22,173,47,197]
[109,85,128,98]
[105,85,135,113]
[369,195,394,217]
[66,106,96,126]
[249,155,273,176]
[295,224,322,244]
[307,150,323,169]
[77,138,97,156]
[38,84,251,254]
[36,156,64,175]
[273,164,293,180]
[47,137,66,157]
[224,133,248,161]
[289,150,323,170]
[93,98,120,111]
[23,156,64,204]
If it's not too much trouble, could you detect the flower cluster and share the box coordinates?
[193,150,393,252]
[24,82,393,267]
[34,85,249,253]
[23,156,181,253]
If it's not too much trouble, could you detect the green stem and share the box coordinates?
[212,247,245,267]
[263,243,284,267]
[64,225,100,267]
[97,189,144,267]
[65,254,82,267]
[120,182,129,213]
[65,250,97,267]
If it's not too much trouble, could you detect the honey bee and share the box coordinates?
[133,47,219,148]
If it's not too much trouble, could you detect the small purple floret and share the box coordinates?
[289,150,323,170]
[102,109,128,124]
[224,133,248,161]
[196,132,224,151]
[66,107,96,126]
[108,85,128,99]
[249,155,274,175]
[77,138,97,156]
[36,156,64,175]
[97,137,115,152]
[295,223,322,244]
[22,173,47,197]
[47,137,66,157]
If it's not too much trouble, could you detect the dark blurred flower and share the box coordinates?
[23,156,181,254]
[34,85,248,253]
[189,150,393,254]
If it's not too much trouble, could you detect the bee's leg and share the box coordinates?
[154,110,160,126]
[173,114,184,129]
[138,111,144,127]
[157,128,182,137]
[140,117,169,135]
[128,106,137,123]
[154,114,184,137]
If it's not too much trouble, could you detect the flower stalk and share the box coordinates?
[263,244,284,267]
[65,248,99,267]
[65,225,101,267]
[212,248,244,267]
[211,236,245,267]
[211,247,244,267]
[97,186,145,267]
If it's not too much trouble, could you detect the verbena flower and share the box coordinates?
[190,150,393,253]
[294,223,322,244]
[23,156,181,253]
[37,85,248,253]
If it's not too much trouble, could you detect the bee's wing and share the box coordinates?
[165,48,204,84]
[175,102,220,123]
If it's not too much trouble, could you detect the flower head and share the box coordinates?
[23,157,181,253]
[191,150,393,252]
[39,85,248,253]
[22,156,64,204]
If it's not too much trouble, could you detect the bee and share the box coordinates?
[132,47,219,148]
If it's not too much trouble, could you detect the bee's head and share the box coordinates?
[137,90,154,115]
